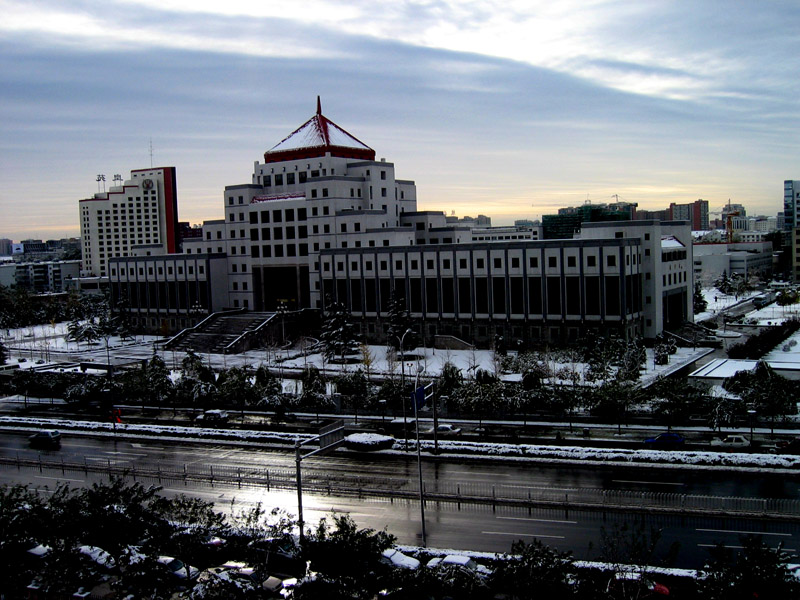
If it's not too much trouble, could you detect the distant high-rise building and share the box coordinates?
[669,199,709,231]
[542,202,637,239]
[784,181,800,231]
[0,239,12,256]
[79,167,179,277]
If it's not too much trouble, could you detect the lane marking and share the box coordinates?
[450,471,510,477]
[698,544,796,551]
[497,516,577,525]
[131,443,164,450]
[483,531,565,539]
[612,480,684,486]
[697,528,792,537]
[35,475,84,483]
[103,451,147,457]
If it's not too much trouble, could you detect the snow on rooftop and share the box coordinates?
[268,112,372,153]
[660,235,685,249]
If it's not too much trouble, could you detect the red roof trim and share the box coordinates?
[263,145,375,164]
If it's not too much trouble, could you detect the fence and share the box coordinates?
[4,455,800,521]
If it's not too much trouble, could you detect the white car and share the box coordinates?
[710,435,751,449]
[381,548,420,570]
[79,545,116,569]
[423,424,462,437]
[427,554,492,576]
[157,556,199,580]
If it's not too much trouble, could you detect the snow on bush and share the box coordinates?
[344,433,395,451]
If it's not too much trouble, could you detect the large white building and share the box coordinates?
[107,101,694,345]
[79,167,179,277]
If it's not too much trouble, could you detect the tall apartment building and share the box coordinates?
[79,167,179,277]
[668,199,708,231]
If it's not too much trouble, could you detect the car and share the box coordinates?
[195,409,229,425]
[606,571,669,597]
[643,432,685,450]
[773,438,800,455]
[427,554,492,576]
[381,548,420,570]
[710,434,751,449]
[423,423,462,437]
[247,537,305,578]
[28,430,61,449]
[157,556,200,580]
[78,545,116,569]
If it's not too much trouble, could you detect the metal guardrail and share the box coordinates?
[5,455,800,521]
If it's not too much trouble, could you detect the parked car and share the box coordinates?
[606,571,669,597]
[427,554,492,576]
[157,556,200,580]
[643,432,685,450]
[195,409,229,426]
[423,424,462,437]
[381,548,420,570]
[710,435,751,449]
[28,430,61,449]
[773,438,800,454]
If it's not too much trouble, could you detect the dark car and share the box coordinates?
[28,430,61,449]
[773,438,800,455]
[643,432,685,450]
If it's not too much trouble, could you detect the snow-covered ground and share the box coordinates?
[742,302,800,325]
[1,322,709,386]
[694,288,759,322]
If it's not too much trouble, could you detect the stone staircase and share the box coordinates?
[169,312,274,353]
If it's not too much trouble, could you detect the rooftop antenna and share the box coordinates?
[316,95,322,116]
[149,138,154,168]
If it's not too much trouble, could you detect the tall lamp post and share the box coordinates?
[748,408,757,445]
[412,363,427,547]
[397,328,413,452]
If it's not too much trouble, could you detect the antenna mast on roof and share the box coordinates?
[149,138,154,168]
[316,95,322,116]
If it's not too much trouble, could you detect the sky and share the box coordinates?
[1,0,798,240]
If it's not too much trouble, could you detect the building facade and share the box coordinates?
[668,199,709,231]
[107,102,694,344]
[79,167,179,277]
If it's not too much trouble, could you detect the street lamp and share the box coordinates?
[412,362,427,547]
[748,408,757,445]
[397,328,414,452]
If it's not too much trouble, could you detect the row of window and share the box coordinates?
[251,244,309,258]
[321,253,634,273]
[111,264,205,277]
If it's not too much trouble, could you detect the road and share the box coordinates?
[2,432,800,569]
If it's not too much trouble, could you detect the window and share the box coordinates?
[311,189,318,198]
[380,260,387,270]
[285,208,294,221]
[426,259,434,269]
[411,260,419,269]
[548,256,557,268]
[511,257,520,268]
[274,174,283,185]
[567,256,576,268]
[494,258,502,269]
[341,223,347,233]
[607,255,616,267]
[459,258,467,269]
[273,210,282,223]
[476,258,485,269]
[395,260,402,270]
[529,256,538,268]
[587,255,597,267]
[443,259,451,269]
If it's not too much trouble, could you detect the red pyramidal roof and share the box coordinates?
[264,97,375,164]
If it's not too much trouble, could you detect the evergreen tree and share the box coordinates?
[320,301,359,362]
[693,281,708,314]
[697,535,800,599]
[715,270,733,295]
[0,338,7,365]
[145,353,173,406]
[386,288,417,352]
